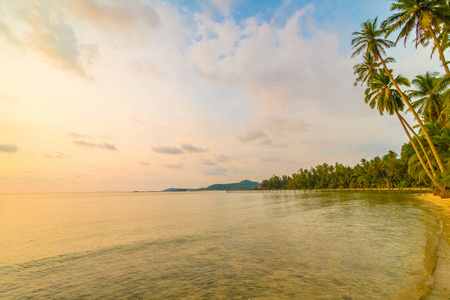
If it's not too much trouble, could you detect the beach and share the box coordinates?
[421,193,450,299]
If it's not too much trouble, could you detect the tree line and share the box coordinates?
[262,0,450,196]
[261,150,426,190]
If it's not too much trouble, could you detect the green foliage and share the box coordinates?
[259,153,424,190]
[349,0,450,190]
[205,180,260,191]
[383,0,450,48]
[365,69,408,115]
[409,72,446,125]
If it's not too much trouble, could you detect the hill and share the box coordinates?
[202,180,260,191]
[162,180,260,192]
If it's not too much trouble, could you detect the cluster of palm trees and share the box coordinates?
[260,151,419,190]
[351,0,450,196]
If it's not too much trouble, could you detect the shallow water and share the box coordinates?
[0,191,441,299]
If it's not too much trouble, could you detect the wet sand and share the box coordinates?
[421,194,450,299]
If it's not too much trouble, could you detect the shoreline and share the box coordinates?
[421,194,450,299]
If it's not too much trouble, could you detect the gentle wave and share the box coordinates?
[0,191,442,299]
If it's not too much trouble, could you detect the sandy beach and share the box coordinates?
[421,194,450,299]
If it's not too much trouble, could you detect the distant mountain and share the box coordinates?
[162,180,260,192]
[202,180,260,191]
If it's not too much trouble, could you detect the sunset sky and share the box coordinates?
[0,0,443,193]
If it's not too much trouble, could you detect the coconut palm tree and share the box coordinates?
[364,69,442,188]
[364,70,408,115]
[397,115,442,187]
[441,100,450,127]
[403,122,450,189]
[382,0,450,74]
[408,72,446,126]
[429,27,450,60]
[397,112,438,178]
[353,53,395,86]
[383,151,406,187]
[352,18,446,175]
[436,74,450,127]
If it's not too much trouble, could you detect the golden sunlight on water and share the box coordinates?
[0,191,440,299]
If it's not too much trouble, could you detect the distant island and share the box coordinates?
[162,180,260,192]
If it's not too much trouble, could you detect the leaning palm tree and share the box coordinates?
[382,0,450,74]
[429,27,450,61]
[353,53,395,86]
[408,71,446,126]
[364,69,443,188]
[441,100,450,127]
[436,74,450,127]
[352,18,446,175]
[365,70,408,115]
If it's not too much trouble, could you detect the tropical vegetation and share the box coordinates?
[261,151,424,190]
[262,0,450,197]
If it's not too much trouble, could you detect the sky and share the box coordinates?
[0,0,445,193]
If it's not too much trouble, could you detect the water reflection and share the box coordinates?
[0,191,440,299]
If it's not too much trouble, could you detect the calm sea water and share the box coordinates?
[0,191,441,299]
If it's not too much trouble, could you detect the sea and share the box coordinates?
[0,191,445,299]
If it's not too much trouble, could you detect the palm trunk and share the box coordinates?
[398,114,437,178]
[429,27,450,75]
[378,56,446,174]
[396,112,443,189]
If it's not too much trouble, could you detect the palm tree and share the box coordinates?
[430,27,450,60]
[397,115,442,187]
[397,112,438,178]
[408,72,446,126]
[437,75,450,127]
[352,18,446,176]
[353,53,395,86]
[364,69,408,115]
[382,0,450,74]
[364,69,443,188]
[383,151,406,187]
[441,100,450,127]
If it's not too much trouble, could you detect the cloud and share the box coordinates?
[237,130,288,148]
[203,166,227,176]
[215,154,230,163]
[44,152,68,159]
[163,163,183,169]
[199,159,217,166]
[258,115,309,133]
[66,0,159,33]
[152,146,183,155]
[73,140,117,151]
[153,144,208,155]
[10,1,96,77]
[187,3,360,125]
[140,161,150,166]
[207,0,239,16]
[74,172,88,179]
[0,21,19,44]
[260,157,279,162]
[0,0,164,78]
[69,132,91,138]
[270,143,288,149]
[0,144,18,153]
[181,143,208,153]
[237,130,268,142]
[237,130,285,147]
[258,138,273,145]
